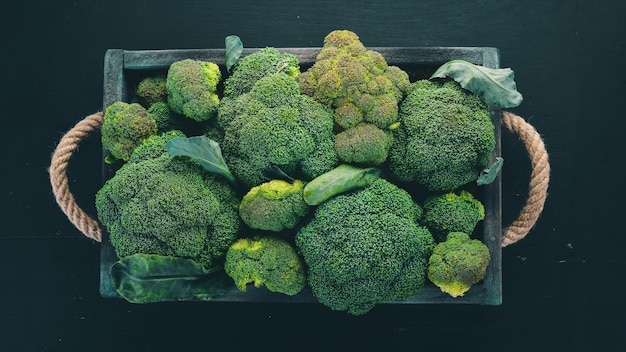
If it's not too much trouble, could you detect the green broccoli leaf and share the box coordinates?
[477,157,504,186]
[430,60,523,108]
[110,254,232,303]
[225,35,243,72]
[262,164,296,183]
[166,136,236,184]
[303,164,382,206]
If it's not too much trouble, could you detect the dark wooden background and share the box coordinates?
[1,0,624,350]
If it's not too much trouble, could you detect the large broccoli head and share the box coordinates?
[166,59,221,122]
[388,79,496,192]
[295,178,435,315]
[422,190,485,242]
[239,179,311,232]
[223,47,300,98]
[427,232,491,297]
[224,236,306,296]
[298,30,411,165]
[217,72,338,187]
[95,131,241,270]
[101,102,158,162]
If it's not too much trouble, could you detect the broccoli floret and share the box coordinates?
[239,179,311,232]
[427,232,490,297]
[298,30,410,165]
[388,79,496,192]
[95,132,241,270]
[224,236,306,296]
[218,72,338,187]
[295,178,435,315]
[166,59,221,122]
[334,123,393,165]
[135,75,167,107]
[224,47,300,98]
[422,190,485,242]
[101,102,158,162]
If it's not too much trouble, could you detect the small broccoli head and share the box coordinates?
[101,102,158,162]
[95,132,241,270]
[297,30,410,165]
[239,179,311,232]
[218,73,338,187]
[334,123,393,165]
[296,178,434,315]
[224,236,306,296]
[135,75,167,107]
[166,59,221,122]
[389,79,496,192]
[224,47,300,98]
[427,232,491,297]
[422,190,485,242]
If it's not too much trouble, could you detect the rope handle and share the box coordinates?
[49,111,549,246]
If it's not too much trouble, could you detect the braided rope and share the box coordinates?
[49,112,104,242]
[48,111,549,247]
[500,111,550,247]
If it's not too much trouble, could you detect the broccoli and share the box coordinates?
[217,72,338,187]
[427,232,491,297]
[333,123,393,165]
[295,178,435,315]
[166,59,221,122]
[388,79,496,192]
[239,179,311,232]
[422,190,485,242]
[135,75,167,107]
[298,30,411,165]
[101,101,158,162]
[224,236,306,296]
[95,131,241,270]
[223,47,300,98]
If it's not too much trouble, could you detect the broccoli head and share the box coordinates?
[295,178,435,315]
[298,30,410,165]
[239,179,311,232]
[388,79,496,192]
[166,59,221,122]
[427,232,491,297]
[95,131,241,270]
[422,190,485,242]
[135,75,167,107]
[334,123,393,165]
[101,102,158,162]
[224,236,306,296]
[224,47,300,98]
[218,72,338,187]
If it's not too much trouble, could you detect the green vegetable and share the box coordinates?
[224,237,306,296]
[110,254,232,303]
[224,35,244,72]
[427,232,491,297]
[166,59,221,122]
[298,30,411,165]
[218,72,338,187]
[96,131,241,270]
[166,136,236,184]
[135,75,168,108]
[239,179,310,232]
[422,190,485,242]
[388,79,496,192]
[296,178,435,315]
[430,59,523,108]
[101,101,158,162]
[477,157,504,186]
[303,163,382,206]
[223,47,300,98]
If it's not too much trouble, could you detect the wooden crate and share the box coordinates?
[100,47,502,305]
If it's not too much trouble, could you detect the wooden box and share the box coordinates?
[100,47,502,305]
